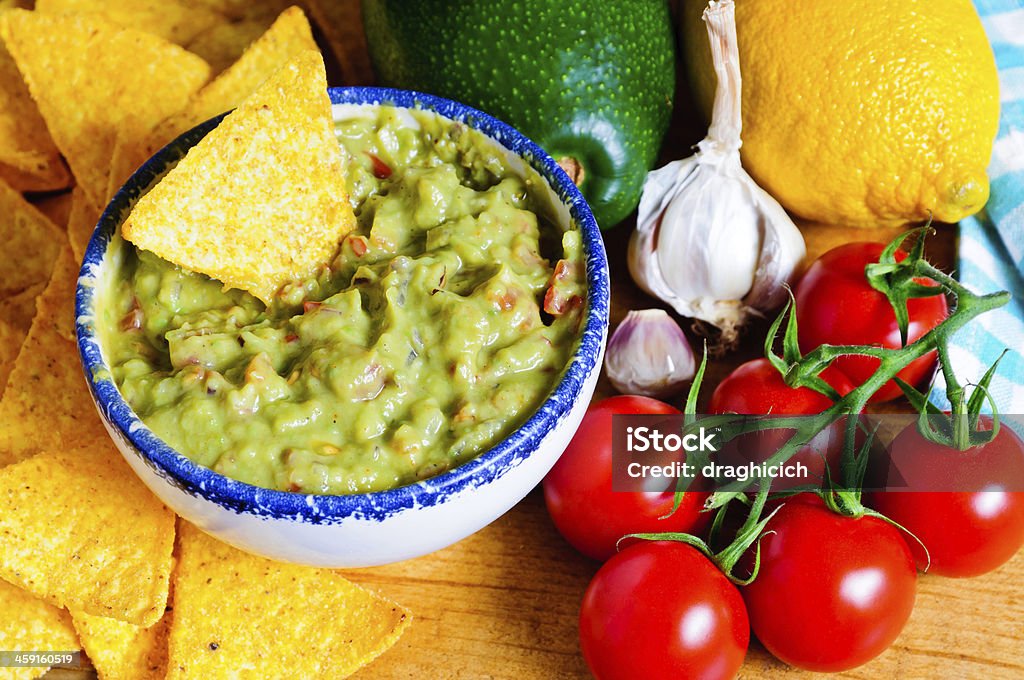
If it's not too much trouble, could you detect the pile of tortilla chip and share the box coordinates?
[0,2,408,678]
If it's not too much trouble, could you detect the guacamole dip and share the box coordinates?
[101,106,586,494]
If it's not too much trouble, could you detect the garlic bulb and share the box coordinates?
[605,309,696,397]
[628,0,805,346]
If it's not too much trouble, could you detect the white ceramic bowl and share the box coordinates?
[75,87,609,567]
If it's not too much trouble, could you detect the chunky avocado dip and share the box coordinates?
[101,106,586,494]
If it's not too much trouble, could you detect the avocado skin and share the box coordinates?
[362,0,675,229]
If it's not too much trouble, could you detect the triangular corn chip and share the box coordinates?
[67,186,102,263]
[168,522,409,679]
[0,316,23,394]
[0,281,43,332]
[32,241,79,343]
[35,0,223,46]
[0,178,63,299]
[165,6,316,142]
[0,9,211,206]
[72,603,172,680]
[180,1,293,74]
[0,241,105,467]
[0,39,69,193]
[110,6,317,205]
[106,118,150,204]
[0,440,176,626]
[0,578,79,680]
[186,15,272,75]
[122,50,355,304]
[186,0,292,22]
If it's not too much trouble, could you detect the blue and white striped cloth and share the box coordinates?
[933,0,1024,413]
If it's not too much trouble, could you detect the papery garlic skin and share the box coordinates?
[604,309,696,397]
[627,0,805,345]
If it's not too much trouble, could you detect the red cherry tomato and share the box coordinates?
[865,419,1024,577]
[795,242,948,403]
[709,358,854,487]
[743,496,917,672]
[543,396,710,561]
[580,541,749,680]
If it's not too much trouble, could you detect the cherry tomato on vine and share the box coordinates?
[580,541,748,680]
[794,242,948,403]
[709,358,854,487]
[543,396,710,561]
[865,419,1024,577]
[743,496,917,672]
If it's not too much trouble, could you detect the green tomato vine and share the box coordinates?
[643,228,1012,583]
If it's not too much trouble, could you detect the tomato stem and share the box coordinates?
[656,230,1010,582]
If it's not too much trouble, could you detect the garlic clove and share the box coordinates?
[627,0,805,347]
[604,309,696,397]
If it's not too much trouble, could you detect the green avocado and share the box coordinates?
[362,0,676,229]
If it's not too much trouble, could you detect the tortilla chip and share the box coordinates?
[72,602,172,680]
[183,0,294,73]
[0,178,63,299]
[0,439,176,626]
[33,242,79,343]
[0,10,211,207]
[122,50,355,304]
[168,522,409,679]
[306,0,373,85]
[0,579,79,680]
[67,186,102,263]
[0,317,24,394]
[31,189,73,230]
[0,35,69,193]
[186,0,292,22]
[114,5,316,189]
[177,6,316,134]
[105,119,149,205]
[0,282,43,332]
[185,16,271,75]
[0,241,104,466]
[35,0,224,46]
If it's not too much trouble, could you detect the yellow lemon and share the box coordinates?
[681,0,999,227]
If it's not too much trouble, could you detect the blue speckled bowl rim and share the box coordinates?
[75,86,610,524]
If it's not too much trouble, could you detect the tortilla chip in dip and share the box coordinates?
[0,439,176,626]
[122,49,355,304]
[0,9,211,206]
[0,578,79,680]
[109,6,317,197]
[168,522,409,679]
[159,6,316,146]
[0,178,63,299]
